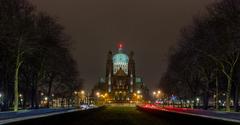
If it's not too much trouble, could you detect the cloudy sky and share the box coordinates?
[30,0,214,90]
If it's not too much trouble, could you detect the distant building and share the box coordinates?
[92,44,149,103]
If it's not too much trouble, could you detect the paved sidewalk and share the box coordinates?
[0,108,82,125]
[0,108,75,120]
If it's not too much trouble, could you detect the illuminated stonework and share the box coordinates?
[113,50,129,74]
[93,44,149,103]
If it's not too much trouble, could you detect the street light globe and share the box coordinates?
[44,97,48,101]
[74,91,77,95]
[19,94,22,97]
[81,90,85,94]
[153,92,156,95]
[0,93,2,98]
[137,90,141,94]
[96,92,100,97]
[157,90,161,94]
[196,98,200,101]
[137,95,140,99]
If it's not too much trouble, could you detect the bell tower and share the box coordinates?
[106,51,113,92]
[128,51,135,77]
[106,51,113,77]
[128,51,135,92]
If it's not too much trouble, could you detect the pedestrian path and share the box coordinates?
[0,108,79,124]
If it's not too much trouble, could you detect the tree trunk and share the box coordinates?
[13,51,23,112]
[46,77,54,108]
[216,76,219,110]
[234,83,239,112]
[34,91,41,109]
[2,72,9,111]
[203,92,209,110]
[30,83,35,108]
[34,60,45,109]
[22,80,29,109]
[61,98,64,108]
[226,68,233,112]
[203,80,210,110]
[23,93,27,109]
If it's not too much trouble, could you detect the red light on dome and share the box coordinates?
[118,43,123,49]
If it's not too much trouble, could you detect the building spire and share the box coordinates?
[118,43,123,52]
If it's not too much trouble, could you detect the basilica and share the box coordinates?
[92,44,149,103]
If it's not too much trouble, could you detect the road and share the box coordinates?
[5,106,239,125]
[66,106,170,125]
[5,106,170,125]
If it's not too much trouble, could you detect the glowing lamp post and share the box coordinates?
[152,90,162,104]
[44,97,48,101]
[135,90,142,103]
[96,92,100,104]
[152,91,156,102]
[96,92,100,97]
[80,90,85,104]
[19,94,24,109]
[196,97,200,108]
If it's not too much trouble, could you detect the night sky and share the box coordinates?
[30,0,213,91]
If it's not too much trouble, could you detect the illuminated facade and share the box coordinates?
[93,44,149,103]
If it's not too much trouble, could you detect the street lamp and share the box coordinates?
[152,90,162,104]
[80,90,85,104]
[137,90,141,94]
[196,97,200,108]
[44,97,48,101]
[18,94,23,109]
[96,92,100,97]
[196,98,200,102]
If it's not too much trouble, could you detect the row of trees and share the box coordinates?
[160,0,240,112]
[0,0,82,111]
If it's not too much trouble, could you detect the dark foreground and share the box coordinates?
[70,106,170,125]
[6,106,169,125]
[5,106,240,125]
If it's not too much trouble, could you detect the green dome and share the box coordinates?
[113,53,129,64]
